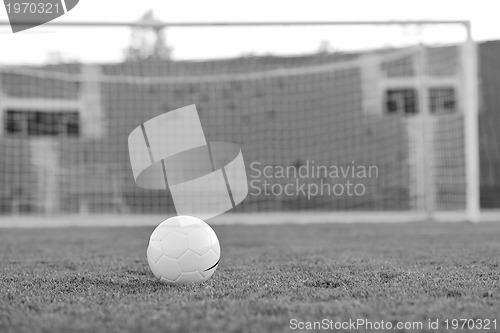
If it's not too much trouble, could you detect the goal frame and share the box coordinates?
[0,19,480,223]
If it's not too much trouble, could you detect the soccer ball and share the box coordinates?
[147,215,220,284]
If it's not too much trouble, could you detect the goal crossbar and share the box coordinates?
[0,20,470,29]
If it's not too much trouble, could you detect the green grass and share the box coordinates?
[1,222,500,333]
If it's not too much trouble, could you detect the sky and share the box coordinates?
[0,0,498,64]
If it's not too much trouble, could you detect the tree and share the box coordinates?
[125,10,172,61]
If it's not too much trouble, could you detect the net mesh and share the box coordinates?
[0,24,471,217]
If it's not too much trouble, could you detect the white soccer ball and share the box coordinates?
[147,215,220,284]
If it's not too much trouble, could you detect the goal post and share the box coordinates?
[463,25,481,223]
[0,20,480,223]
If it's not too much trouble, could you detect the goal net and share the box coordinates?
[0,22,478,222]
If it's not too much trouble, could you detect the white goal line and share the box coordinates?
[0,211,488,228]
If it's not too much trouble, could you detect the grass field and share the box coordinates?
[1,222,500,333]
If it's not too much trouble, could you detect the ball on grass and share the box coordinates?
[147,215,220,284]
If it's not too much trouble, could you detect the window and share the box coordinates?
[385,89,418,115]
[4,110,80,137]
[384,87,457,116]
[429,87,456,114]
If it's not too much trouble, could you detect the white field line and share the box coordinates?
[0,211,482,228]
